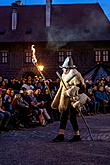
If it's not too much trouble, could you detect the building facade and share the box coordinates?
[0,0,110,79]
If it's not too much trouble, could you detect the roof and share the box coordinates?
[0,3,110,43]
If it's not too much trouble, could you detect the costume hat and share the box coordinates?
[60,56,76,69]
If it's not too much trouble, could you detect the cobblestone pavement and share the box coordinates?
[0,114,110,165]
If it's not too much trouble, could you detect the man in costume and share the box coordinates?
[51,56,86,142]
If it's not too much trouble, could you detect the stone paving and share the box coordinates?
[0,114,110,165]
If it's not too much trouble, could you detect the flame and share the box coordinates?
[31,45,37,64]
[38,65,44,72]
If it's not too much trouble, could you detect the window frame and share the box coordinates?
[95,49,109,63]
[58,51,64,62]
[0,50,8,64]
[102,50,109,62]
[25,51,32,64]
[95,50,101,62]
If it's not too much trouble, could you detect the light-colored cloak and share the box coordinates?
[51,69,85,112]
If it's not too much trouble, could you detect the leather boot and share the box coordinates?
[53,134,64,142]
[69,135,81,142]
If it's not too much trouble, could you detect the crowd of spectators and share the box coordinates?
[85,77,110,115]
[0,75,110,134]
[0,75,60,133]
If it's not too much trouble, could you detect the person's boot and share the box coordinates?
[53,134,64,142]
[69,135,81,142]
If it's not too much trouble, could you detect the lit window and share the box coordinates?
[95,50,101,62]
[12,9,17,31]
[25,52,32,63]
[59,52,64,55]
[66,51,72,56]
[103,50,108,62]
[58,52,64,62]
[1,51,8,64]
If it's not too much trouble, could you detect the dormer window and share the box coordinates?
[12,9,17,31]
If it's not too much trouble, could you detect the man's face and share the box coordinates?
[99,86,104,91]
[63,68,70,74]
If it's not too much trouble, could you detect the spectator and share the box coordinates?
[3,88,13,111]
[0,89,11,132]
[94,86,109,113]
[14,90,32,128]
[105,86,110,113]
[43,89,54,122]
[87,88,99,115]
[34,89,51,125]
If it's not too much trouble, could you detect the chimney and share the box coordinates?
[15,0,23,6]
[11,9,17,31]
[46,0,52,27]
[11,0,23,6]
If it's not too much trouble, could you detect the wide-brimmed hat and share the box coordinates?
[59,56,76,69]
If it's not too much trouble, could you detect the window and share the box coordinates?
[25,52,32,63]
[58,51,72,62]
[95,49,109,62]
[1,51,8,64]
[66,51,72,56]
[95,50,101,62]
[58,51,64,62]
[103,50,108,62]
[12,9,17,31]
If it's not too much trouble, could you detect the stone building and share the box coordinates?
[0,0,110,79]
